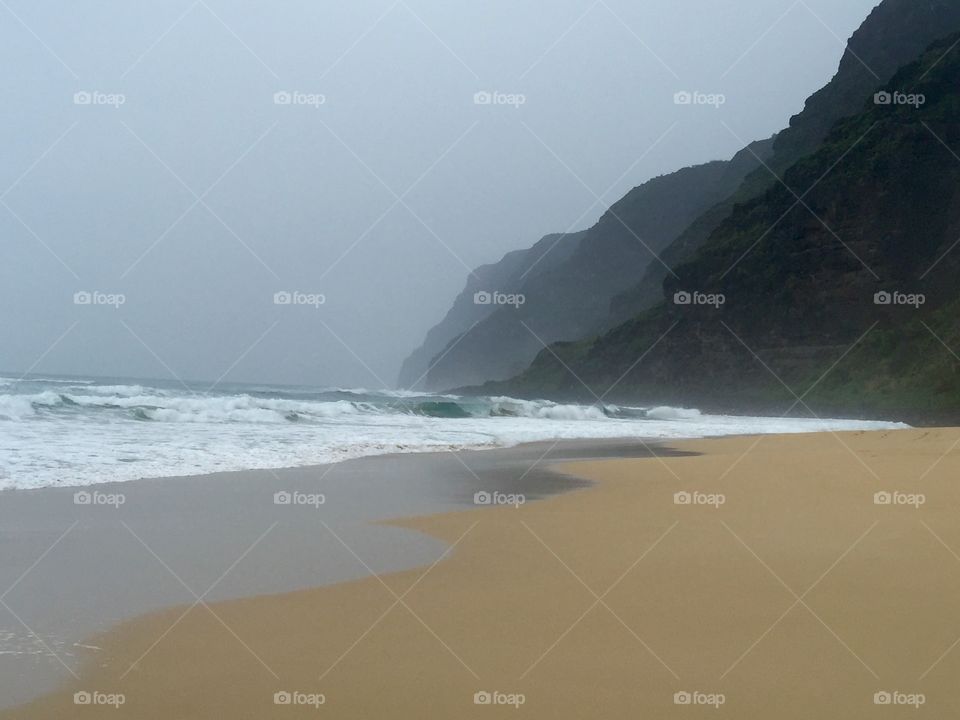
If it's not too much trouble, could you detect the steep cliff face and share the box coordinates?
[754,0,960,185]
[608,144,775,326]
[495,32,960,417]
[396,231,582,389]
[610,0,960,325]
[406,144,773,390]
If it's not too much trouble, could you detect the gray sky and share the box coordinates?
[0,0,879,388]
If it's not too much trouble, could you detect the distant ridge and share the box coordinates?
[399,141,774,389]
[403,0,960,395]
[488,28,960,418]
[610,0,960,324]
[396,231,584,389]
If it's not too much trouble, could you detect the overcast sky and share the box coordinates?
[0,0,880,388]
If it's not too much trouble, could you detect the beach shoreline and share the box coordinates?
[6,427,960,718]
[0,437,677,711]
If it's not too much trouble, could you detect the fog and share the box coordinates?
[0,0,878,387]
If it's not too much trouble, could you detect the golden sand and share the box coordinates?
[9,429,960,718]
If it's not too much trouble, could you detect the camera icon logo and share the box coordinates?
[73,91,92,105]
[473,91,492,105]
[673,291,692,305]
[74,291,92,305]
[274,91,292,105]
[74,491,92,505]
[274,491,292,505]
[274,291,292,305]
[274,691,292,705]
[874,291,892,305]
[474,291,492,305]
[873,491,892,505]
[674,491,692,505]
[73,691,92,705]
[474,491,492,505]
[874,91,892,105]
[674,91,692,105]
[474,691,492,705]
[674,691,692,705]
[874,691,892,705]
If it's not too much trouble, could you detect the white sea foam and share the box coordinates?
[0,395,38,420]
[80,384,151,396]
[487,397,608,420]
[0,378,909,490]
[646,406,702,420]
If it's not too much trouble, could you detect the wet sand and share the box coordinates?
[0,438,669,710]
[8,429,960,717]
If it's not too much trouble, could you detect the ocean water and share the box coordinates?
[0,374,908,490]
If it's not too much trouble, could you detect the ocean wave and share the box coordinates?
[603,405,649,419]
[486,397,609,421]
[82,384,153,397]
[113,395,381,423]
[379,388,460,399]
[411,401,472,418]
[0,377,911,490]
[22,377,94,385]
[645,406,703,421]
[0,388,638,425]
[0,390,387,424]
[0,395,37,420]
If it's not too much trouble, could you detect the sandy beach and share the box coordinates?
[6,2,959,718]
[7,428,960,717]
[0,438,655,709]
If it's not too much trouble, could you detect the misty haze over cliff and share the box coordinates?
[2,0,878,387]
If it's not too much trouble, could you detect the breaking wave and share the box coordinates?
[0,376,908,489]
[1,386,698,425]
